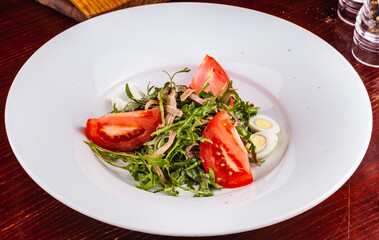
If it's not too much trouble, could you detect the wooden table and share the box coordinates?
[1,0,377,239]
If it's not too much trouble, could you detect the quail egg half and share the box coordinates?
[249,114,280,134]
[250,131,278,159]
[249,114,281,159]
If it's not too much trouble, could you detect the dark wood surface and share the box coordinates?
[1,0,378,239]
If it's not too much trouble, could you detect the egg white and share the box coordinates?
[249,114,280,134]
[250,131,278,159]
[128,84,144,100]
[110,85,144,111]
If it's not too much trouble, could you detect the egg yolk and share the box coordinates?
[254,118,272,129]
[251,134,267,153]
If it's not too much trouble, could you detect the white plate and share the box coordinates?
[5,3,372,236]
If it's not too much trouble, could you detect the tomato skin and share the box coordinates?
[86,108,161,152]
[200,110,253,188]
[189,55,231,96]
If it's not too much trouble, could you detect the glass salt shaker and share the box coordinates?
[338,0,365,25]
[352,0,379,67]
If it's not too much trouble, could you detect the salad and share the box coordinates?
[85,55,280,197]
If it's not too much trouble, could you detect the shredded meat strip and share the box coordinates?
[152,163,167,184]
[180,89,196,101]
[222,103,230,111]
[164,89,178,126]
[185,142,199,159]
[143,153,167,184]
[149,130,177,184]
[199,118,210,125]
[145,100,159,110]
[165,105,183,117]
[188,94,210,105]
[177,85,188,92]
[229,111,242,126]
[223,92,236,105]
[178,85,210,105]
[151,130,177,158]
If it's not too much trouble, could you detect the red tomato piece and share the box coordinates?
[86,108,161,152]
[189,55,231,97]
[200,110,253,188]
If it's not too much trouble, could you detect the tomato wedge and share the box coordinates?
[86,108,161,152]
[200,110,253,188]
[189,55,231,96]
